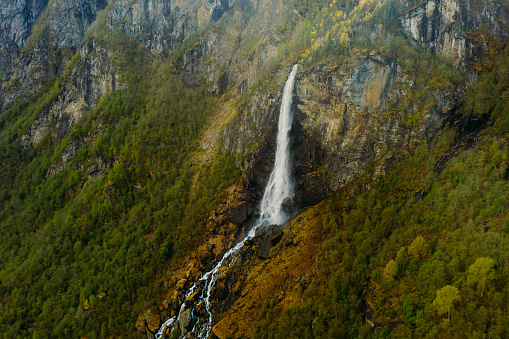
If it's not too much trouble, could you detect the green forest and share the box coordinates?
[0,31,240,338]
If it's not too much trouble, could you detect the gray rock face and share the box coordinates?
[295,55,409,191]
[178,308,192,335]
[400,0,509,67]
[20,39,121,149]
[0,0,108,111]
[105,0,285,95]
[1,37,57,110]
[107,0,177,53]
[106,0,235,54]
[44,0,108,48]
[341,54,399,110]
[175,0,291,93]
[0,0,49,69]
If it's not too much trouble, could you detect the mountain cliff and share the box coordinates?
[1,0,509,338]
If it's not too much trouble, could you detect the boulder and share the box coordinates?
[178,309,192,335]
[230,201,253,225]
[258,241,271,259]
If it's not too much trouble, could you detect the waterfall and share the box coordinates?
[155,64,298,339]
[252,63,298,231]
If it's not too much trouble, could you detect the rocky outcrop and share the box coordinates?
[106,0,235,54]
[107,0,178,53]
[0,0,48,69]
[0,0,108,111]
[400,0,509,67]
[136,308,162,338]
[174,0,291,94]
[103,0,287,95]
[1,37,58,110]
[19,38,122,181]
[20,39,121,149]
[220,53,405,199]
[220,48,458,195]
[294,53,411,191]
[42,0,108,49]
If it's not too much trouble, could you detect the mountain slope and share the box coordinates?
[0,0,508,338]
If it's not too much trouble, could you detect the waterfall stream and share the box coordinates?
[155,64,298,339]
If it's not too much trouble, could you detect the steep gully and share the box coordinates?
[155,64,299,338]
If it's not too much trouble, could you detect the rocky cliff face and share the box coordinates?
[0,0,107,111]
[107,0,179,53]
[148,0,292,97]
[400,0,509,67]
[1,37,57,109]
[107,0,236,53]
[0,0,48,69]
[48,0,108,46]
[20,39,121,149]
[219,0,509,197]
[219,49,446,201]
[294,53,407,191]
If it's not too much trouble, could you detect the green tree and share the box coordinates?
[89,294,98,309]
[383,259,397,282]
[467,257,496,296]
[408,235,426,260]
[160,241,174,259]
[433,285,460,320]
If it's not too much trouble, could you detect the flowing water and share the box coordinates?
[155,64,298,339]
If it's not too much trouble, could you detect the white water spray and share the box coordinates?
[254,64,297,230]
[155,64,298,339]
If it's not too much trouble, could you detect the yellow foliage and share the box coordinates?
[383,259,397,282]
